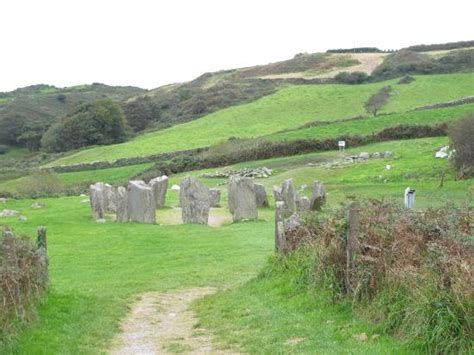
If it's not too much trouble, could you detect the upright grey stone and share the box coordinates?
[116,186,129,222]
[297,196,311,212]
[90,182,106,219]
[275,201,285,251]
[180,176,210,224]
[281,179,297,218]
[149,175,169,208]
[273,185,283,202]
[104,184,117,213]
[209,188,221,207]
[127,180,156,224]
[254,183,269,207]
[310,181,326,211]
[228,176,258,222]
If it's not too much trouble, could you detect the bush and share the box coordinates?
[334,71,369,84]
[1,228,48,347]
[282,200,473,353]
[397,75,415,84]
[0,145,9,155]
[41,99,129,152]
[449,114,474,178]
[122,96,160,132]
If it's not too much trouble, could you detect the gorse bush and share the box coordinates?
[449,113,474,179]
[41,99,129,152]
[0,145,9,155]
[279,200,473,353]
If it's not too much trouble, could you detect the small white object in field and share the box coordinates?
[0,209,20,217]
[19,215,28,221]
[96,218,106,223]
[435,146,449,158]
[386,165,392,170]
[171,184,180,191]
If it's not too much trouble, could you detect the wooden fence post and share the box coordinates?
[37,226,48,286]
[346,201,360,294]
[2,230,24,318]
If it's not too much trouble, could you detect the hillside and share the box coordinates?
[47,72,474,166]
[0,83,145,147]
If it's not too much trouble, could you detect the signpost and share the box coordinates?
[338,140,346,152]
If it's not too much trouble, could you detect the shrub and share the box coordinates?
[449,114,474,178]
[334,71,369,84]
[0,145,9,155]
[17,169,65,198]
[397,75,415,84]
[364,86,392,116]
[1,228,48,347]
[122,96,160,132]
[282,200,473,353]
[41,99,129,152]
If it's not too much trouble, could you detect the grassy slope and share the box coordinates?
[267,104,474,141]
[0,163,154,195]
[48,73,474,166]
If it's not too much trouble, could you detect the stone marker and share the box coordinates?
[90,182,106,219]
[116,186,129,222]
[273,185,283,202]
[0,209,20,217]
[128,180,156,224]
[228,176,258,221]
[310,181,326,211]
[275,201,285,251]
[149,175,169,208]
[359,152,370,160]
[297,196,311,212]
[104,184,117,213]
[254,183,269,207]
[281,179,297,218]
[180,176,210,224]
[209,188,221,207]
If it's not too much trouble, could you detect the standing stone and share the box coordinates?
[310,181,326,211]
[104,184,117,213]
[127,181,156,224]
[281,179,297,218]
[359,152,370,160]
[275,201,285,251]
[149,175,169,209]
[273,185,283,202]
[254,183,269,207]
[90,182,106,219]
[228,176,258,222]
[209,188,221,207]
[116,186,129,222]
[180,176,210,224]
[297,196,311,212]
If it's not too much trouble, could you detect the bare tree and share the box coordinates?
[364,86,392,116]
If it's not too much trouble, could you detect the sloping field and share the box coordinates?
[48,73,474,166]
[267,104,474,141]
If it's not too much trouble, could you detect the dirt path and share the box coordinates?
[109,288,234,354]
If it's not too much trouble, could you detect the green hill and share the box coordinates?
[48,72,474,166]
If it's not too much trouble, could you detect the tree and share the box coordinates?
[41,99,129,152]
[449,114,474,179]
[122,96,160,132]
[17,122,44,151]
[364,86,392,116]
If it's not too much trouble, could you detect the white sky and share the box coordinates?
[0,0,473,92]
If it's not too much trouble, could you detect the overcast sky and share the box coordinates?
[1,0,473,92]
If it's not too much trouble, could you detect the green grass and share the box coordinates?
[195,260,409,354]
[0,163,154,195]
[48,72,474,166]
[268,104,474,142]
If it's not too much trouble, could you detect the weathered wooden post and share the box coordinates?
[346,201,360,294]
[37,226,48,286]
[2,230,24,318]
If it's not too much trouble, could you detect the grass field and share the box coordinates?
[47,73,474,166]
[0,163,154,195]
[267,104,474,142]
